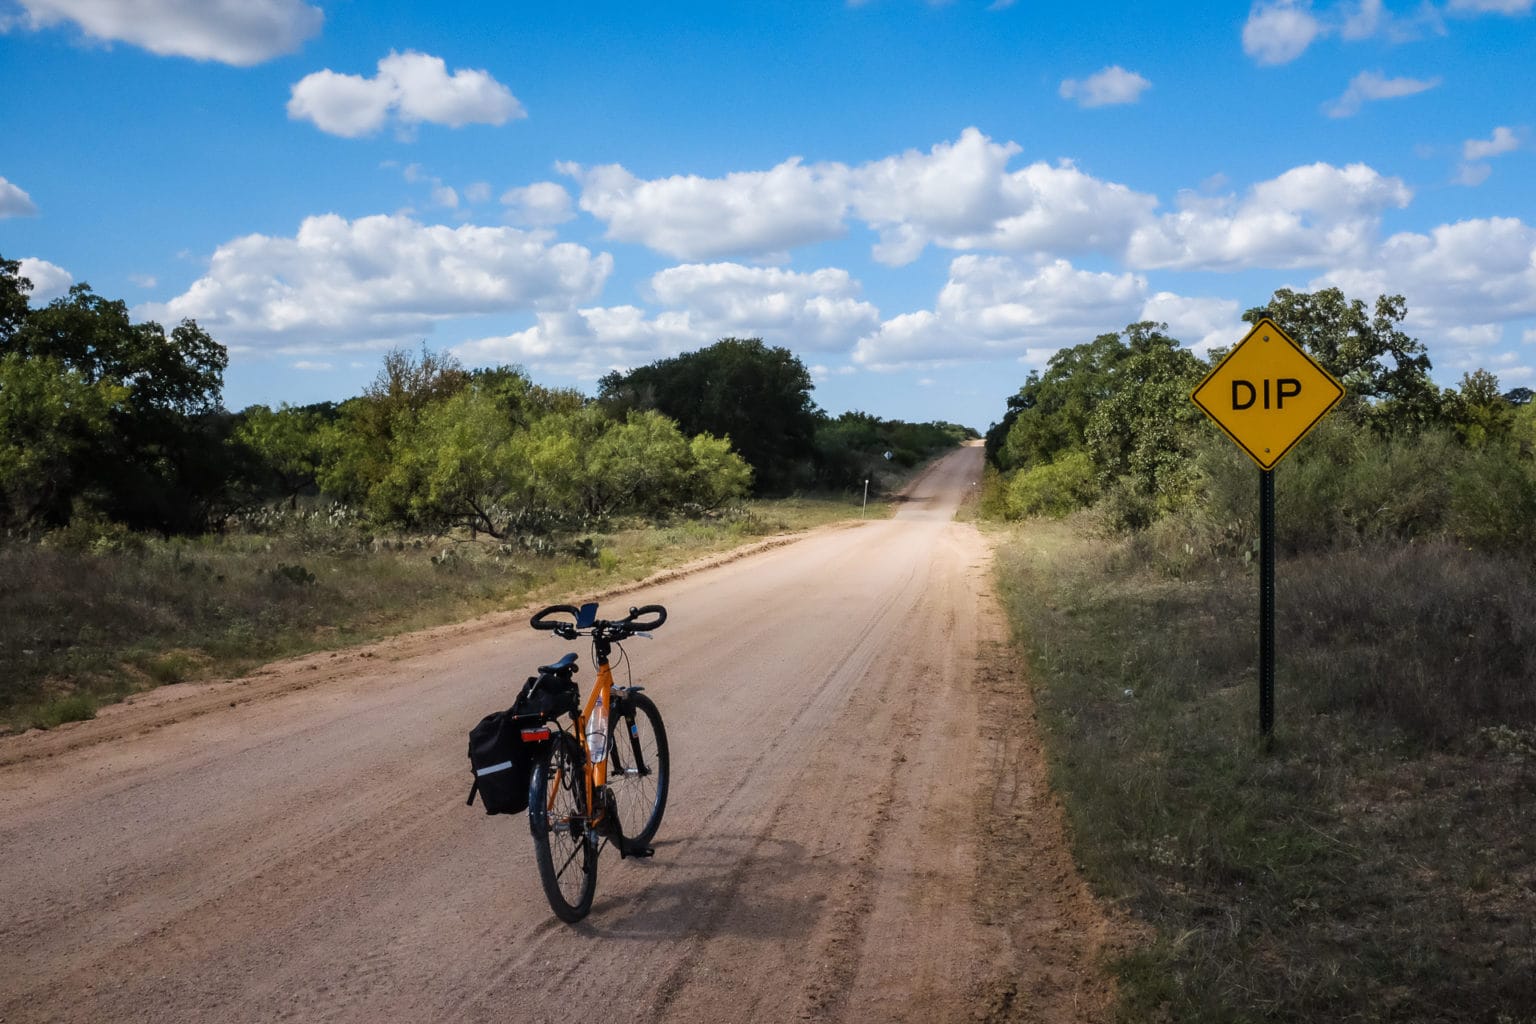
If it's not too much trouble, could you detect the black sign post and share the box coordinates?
[1259,469,1275,740]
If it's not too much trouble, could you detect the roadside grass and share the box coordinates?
[996,519,1536,1023]
[1,492,878,733]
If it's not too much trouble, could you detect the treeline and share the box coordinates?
[1,256,971,540]
[985,287,1536,555]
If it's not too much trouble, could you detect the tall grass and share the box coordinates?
[997,520,1536,1022]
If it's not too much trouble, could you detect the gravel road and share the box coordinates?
[1,445,1115,1023]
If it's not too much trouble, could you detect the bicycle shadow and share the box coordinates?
[573,833,833,942]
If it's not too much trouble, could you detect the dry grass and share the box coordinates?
[1,492,878,732]
[996,519,1536,1023]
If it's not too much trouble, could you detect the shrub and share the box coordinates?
[1004,451,1097,519]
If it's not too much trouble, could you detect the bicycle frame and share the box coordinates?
[539,647,617,833]
[579,657,616,793]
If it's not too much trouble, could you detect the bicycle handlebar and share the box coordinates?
[529,602,667,637]
[530,605,583,631]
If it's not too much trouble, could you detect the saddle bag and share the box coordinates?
[466,669,580,815]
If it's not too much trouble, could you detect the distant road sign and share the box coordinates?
[1191,318,1344,470]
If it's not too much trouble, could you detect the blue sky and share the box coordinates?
[2,0,1534,429]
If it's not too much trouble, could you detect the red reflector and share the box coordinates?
[520,728,551,742]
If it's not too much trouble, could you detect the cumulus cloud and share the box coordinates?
[13,0,321,65]
[139,214,611,352]
[288,51,524,138]
[16,257,74,302]
[853,256,1147,368]
[0,176,38,217]
[1243,0,1322,64]
[561,129,1158,267]
[558,129,1424,280]
[1323,70,1440,117]
[645,263,880,351]
[1058,66,1152,108]
[454,262,878,377]
[501,181,575,226]
[1314,217,1536,348]
[559,157,847,261]
[1139,293,1245,354]
[847,128,1158,265]
[1126,161,1411,270]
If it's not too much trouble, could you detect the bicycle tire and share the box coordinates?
[528,730,598,922]
[607,691,669,846]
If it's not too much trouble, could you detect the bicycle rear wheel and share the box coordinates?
[607,691,669,846]
[529,731,598,922]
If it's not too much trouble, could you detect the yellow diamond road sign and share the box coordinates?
[1191,318,1344,471]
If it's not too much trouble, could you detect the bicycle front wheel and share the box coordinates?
[529,731,598,922]
[608,691,669,846]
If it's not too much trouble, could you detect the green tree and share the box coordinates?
[0,353,128,530]
[599,337,819,493]
[317,346,471,519]
[1242,288,1440,434]
[0,256,31,341]
[233,403,335,508]
[686,433,754,509]
[991,329,1133,473]
[1445,369,1514,448]
[1084,323,1207,510]
[0,273,231,532]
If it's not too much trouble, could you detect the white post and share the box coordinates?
[862,478,869,518]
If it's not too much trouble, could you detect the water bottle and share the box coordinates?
[586,694,609,763]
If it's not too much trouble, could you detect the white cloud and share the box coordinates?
[455,262,877,376]
[1139,293,1245,354]
[139,213,611,352]
[853,255,1147,368]
[431,184,459,209]
[463,182,493,204]
[560,157,847,261]
[1243,0,1322,64]
[1322,70,1440,117]
[0,176,38,217]
[645,263,880,351]
[501,181,575,226]
[1464,125,1520,160]
[1455,162,1493,186]
[1314,217,1536,340]
[1339,0,1385,38]
[1525,329,1536,345]
[1059,66,1152,108]
[292,360,333,371]
[1126,162,1411,270]
[845,128,1157,266]
[288,51,524,138]
[16,257,74,302]
[561,128,1159,266]
[14,0,321,65]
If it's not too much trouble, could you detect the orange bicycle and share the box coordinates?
[523,601,670,922]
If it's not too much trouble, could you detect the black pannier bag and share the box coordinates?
[466,669,581,815]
